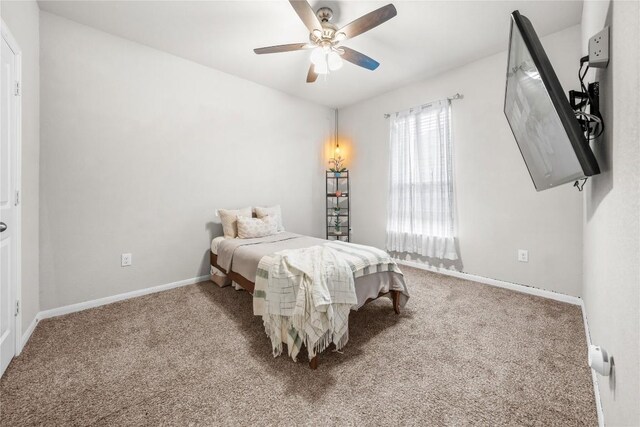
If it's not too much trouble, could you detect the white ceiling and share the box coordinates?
[38,0,583,108]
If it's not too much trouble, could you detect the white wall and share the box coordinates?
[339,25,584,296]
[581,1,640,425]
[1,1,40,334]
[39,12,333,310]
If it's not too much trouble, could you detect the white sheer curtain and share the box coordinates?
[386,99,459,260]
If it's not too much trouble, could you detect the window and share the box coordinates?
[386,99,459,260]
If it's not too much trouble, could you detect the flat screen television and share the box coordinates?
[504,10,599,191]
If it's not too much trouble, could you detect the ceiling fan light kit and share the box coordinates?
[254,1,397,83]
[311,47,343,74]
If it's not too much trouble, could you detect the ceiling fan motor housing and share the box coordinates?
[310,8,339,46]
[316,7,334,22]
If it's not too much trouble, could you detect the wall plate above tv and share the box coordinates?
[589,26,610,68]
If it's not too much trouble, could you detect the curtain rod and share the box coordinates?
[383,93,464,118]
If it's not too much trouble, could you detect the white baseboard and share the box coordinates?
[19,315,39,354]
[395,259,582,305]
[580,300,605,427]
[38,275,210,320]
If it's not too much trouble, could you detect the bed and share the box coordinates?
[210,232,409,369]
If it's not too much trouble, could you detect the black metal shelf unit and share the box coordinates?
[326,170,350,241]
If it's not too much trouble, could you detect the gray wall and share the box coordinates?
[1,0,40,334]
[338,25,585,297]
[581,1,640,425]
[39,12,333,310]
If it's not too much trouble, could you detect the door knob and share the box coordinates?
[0,222,6,232]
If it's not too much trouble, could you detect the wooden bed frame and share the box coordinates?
[210,251,400,369]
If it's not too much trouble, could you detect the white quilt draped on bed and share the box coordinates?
[253,240,409,362]
[253,245,357,361]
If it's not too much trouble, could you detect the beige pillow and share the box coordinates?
[218,207,252,238]
[254,205,284,232]
[237,216,278,239]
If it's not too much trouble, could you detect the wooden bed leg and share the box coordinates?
[391,290,400,315]
[309,356,318,370]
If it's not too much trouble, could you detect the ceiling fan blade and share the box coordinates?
[337,4,397,40]
[340,47,380,70]
[306,64,318,83]
[289,0,323,33]
[254,43,310,54]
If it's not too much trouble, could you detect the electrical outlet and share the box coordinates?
[517,249,529,263]
[121,253,132,267]
[588,26,609,68]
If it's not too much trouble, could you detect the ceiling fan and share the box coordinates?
[254,1,397,83]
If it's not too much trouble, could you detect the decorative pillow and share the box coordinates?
[254,205,285,232]
[237,216,278,239]
[218,207,252,238]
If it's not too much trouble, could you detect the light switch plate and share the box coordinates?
[589,26,610,68]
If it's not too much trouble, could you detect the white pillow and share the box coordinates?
[254,205,284,232]
[237,216,278,239]
[218,207,252,238]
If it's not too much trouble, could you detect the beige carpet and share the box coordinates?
[1,267,597,426]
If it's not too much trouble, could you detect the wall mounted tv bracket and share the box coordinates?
[570,80,602,139]
[573,27,609,136]
[569,27,609,191]
[569,26,610,142]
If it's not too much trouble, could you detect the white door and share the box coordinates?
[0,32,18,377]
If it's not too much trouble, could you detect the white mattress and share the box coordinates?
[211,236,227,255]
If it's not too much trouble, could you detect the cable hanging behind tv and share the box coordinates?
[503,10,602,192]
